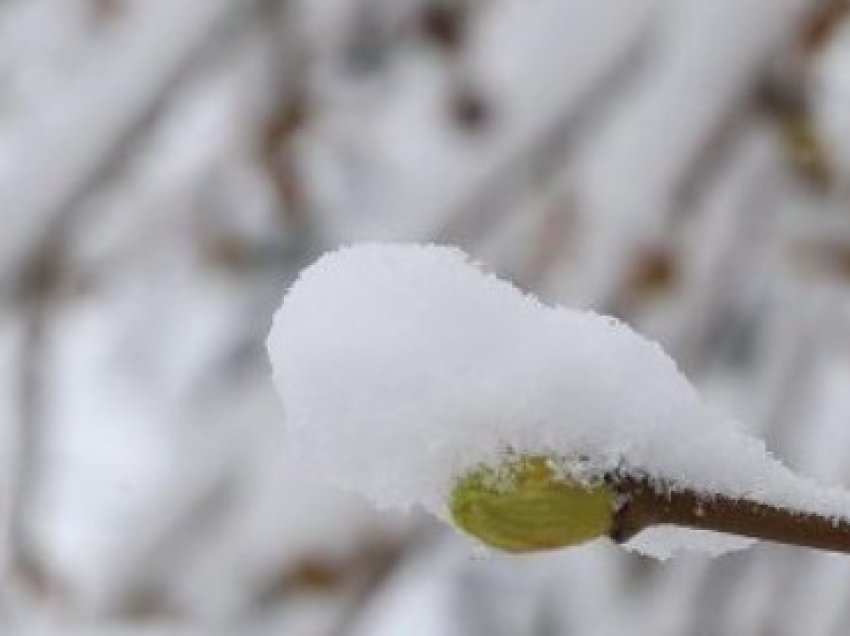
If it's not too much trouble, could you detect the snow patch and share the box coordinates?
[267,243,850,557]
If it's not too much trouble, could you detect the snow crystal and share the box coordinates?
[267,243,850,557]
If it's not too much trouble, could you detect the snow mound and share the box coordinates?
[267,243,850,557]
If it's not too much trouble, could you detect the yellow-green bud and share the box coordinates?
[449,455,615,553]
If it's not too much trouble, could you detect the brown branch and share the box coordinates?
[610,477,850,555]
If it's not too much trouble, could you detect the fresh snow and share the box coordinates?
[267,243,850,557]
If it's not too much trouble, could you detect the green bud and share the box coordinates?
[449,455,615,553]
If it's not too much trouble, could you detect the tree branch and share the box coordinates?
[611,476,850,555]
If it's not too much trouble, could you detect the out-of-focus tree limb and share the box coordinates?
[0,0,250,294]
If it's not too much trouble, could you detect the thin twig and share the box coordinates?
[611,477,850,555]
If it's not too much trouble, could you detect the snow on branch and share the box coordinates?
[267,243,850,559]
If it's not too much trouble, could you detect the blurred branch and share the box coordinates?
[0,0,251,294]
[433,34,649,247]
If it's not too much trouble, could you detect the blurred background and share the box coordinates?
[1,0,850,634]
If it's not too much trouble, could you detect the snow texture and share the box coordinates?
[267,243,850,558]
